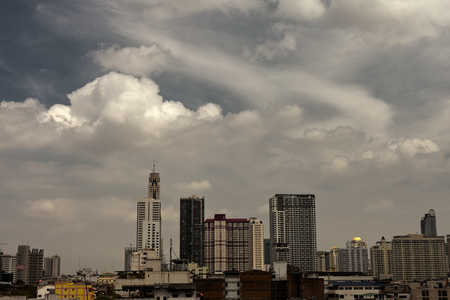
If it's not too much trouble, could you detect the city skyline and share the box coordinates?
[2,1,450,274]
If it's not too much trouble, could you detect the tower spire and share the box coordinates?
[152,159,156,173]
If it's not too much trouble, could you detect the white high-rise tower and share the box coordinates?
[136,162,161,257]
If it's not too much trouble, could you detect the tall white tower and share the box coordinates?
[136,163,161,257]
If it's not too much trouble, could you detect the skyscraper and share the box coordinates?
[337,237,369,273]
[392,234,446,281]
[16,245,44,285]
[269,194,317,272]
[43,255,61,278]
[370,236,392,279]
[136,165,161,257]
[421,209,437,237]
[249,217,264,270]
[180,195,205,266]
[205,214,249,273]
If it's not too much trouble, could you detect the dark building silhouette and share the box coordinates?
[421,209,437,237]
[180,195,205,266]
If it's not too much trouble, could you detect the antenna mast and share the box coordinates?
[152,159,156,173]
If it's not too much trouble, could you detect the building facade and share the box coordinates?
[249,217,264,270]
[392,234,446,281]
[421,209,437,237]
[269,194,317,272]
[337,237,369,273]
[180,195,205,266]
[205,214,249,273]
[370,236,392,279]
[136,166,161,257]
[43,255,61,278]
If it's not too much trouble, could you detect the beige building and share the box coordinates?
[370,236,393,279]
[392,234,446,281]
[205,214,250,273]
[249,217,264,270]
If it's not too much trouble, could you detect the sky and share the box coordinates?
[2,0,450,274]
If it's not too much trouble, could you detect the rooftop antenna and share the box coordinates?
[152,159,156,173]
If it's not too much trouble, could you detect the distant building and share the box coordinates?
[136,164,161,257]
[1,254,16,282]
[392,234,446,281]
[421,209,437,237]
[248,217,264,270]
[328,247,339,272]
[263,239,270,265]
[205,214,249,273]
[28,248,44,285]
[124,246,136,271]
[370,236,392,279]
[16,245,30,283]
[338,237,369,273]
[317,251,327,272]
[129,249,158,271]
[43,255,61,278]
[269,194,317,272]
[179,195,205,266]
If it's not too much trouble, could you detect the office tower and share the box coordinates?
[269,194,317,272]
[370,237,393,279]
[337,237,369,273]
[249,217,264,270]
[316,251,327,272]
[43,255,61,278]
[16,245,29,283]
[180,195,205,266]
[421,209,437,237]
[2,254,16,282]
[328,247,339,272]
[28,248,44,285]
[136,165,161,257]
[392,234,446,281]
[205,214,249,273]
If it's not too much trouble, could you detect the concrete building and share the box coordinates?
[317,251,327,272]
[326,281,383,300]
[421,209,437,237]
[124,246,136,272]
[205,214,249,273]
[248,217,264,270]
[1,254,16,282]
[54,282,95,300]
[392,234,446,281]
[338,237,369,273]
[240,270,272,300]
[28,248,44,285]
[180,195,205,266]
[129,249,158,271]
[329,247,339,272]
[136,166,161,257]
[370,236,392,280]
[269,194,317,272]
[43,255,61,278]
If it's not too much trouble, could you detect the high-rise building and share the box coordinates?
[392,234,446,281]
[370,236,392,279]
[205,214,249,273]
[421,209,437,237]
[16,245,29,284]
[328,247,339,272]
[1,254,16,282]
[28,248,44,285]
[136,165,162,257]
[249,217,264,270]
[269,194,317,272]
[43,254,61,278]
[180,195,205,266]
[337,237,369,273]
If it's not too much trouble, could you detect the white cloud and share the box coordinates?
[89,45,171,76]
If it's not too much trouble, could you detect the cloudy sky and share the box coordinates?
[2,0,450,274]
